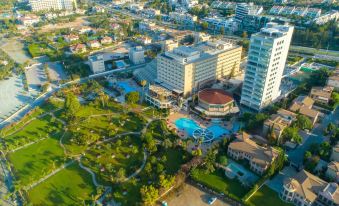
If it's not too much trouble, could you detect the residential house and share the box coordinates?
[289,96,319,125]
[110,23,121,30]
[227,132,279,175]
[87,40,101,49]
[327,69,339,90]
[326,161,339,182]
[100,36,113,45]
[69,44,86,54]
[63,34,79,43]
[78,26,93,34]
[310,86,334,104]
[281,170,338,206]
[263,109,297,141]
[139,21,156,32]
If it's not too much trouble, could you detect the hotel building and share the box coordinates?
[240,23,294,111]
[157,40,242,97]
[29,0,77,11]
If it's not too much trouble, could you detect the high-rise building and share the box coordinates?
[29,0,77,11]
[157,40,242,97]
[235,3,263,22]
[129,46,145,65]
[240,23,294,111]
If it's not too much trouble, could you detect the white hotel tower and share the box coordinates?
[240,23,294,111]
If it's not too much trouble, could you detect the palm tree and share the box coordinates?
[98,92,109,108]
[140,79,147,101]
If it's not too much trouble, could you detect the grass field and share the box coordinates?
[247,186,294,206]
[191,168,249,200]
[3,114,63,151]
[27,163,96,206]
[9,136,66,186]
[27,43,56,58]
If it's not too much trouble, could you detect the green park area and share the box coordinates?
[27,43,56,58]
[0,86,189,205]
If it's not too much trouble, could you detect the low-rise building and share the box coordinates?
[161,39,179,52]
[194,32,211,43]
[78,26,93,34]
[87,40,101,49]
[314,10,339,25]
[169,12,197,24]
[227,132,279,175]
[326,161,339,182]
[129,46,145,64]
[281,170,339,206]
[202,17,238,32]
[89,54,105,74]
[195,88,238,118]
[63,34,79,43]
[100,36,113,45]
[138,21,156,31]
[289,96,319,125]
[145,84,174,109]
[310,86,334,104]
[69,43,86,54]
[306,8,322,19]
[143,8,161,17]
[137,36,152,45]
[327,69,339,90]
[240,15,272,35]
[110,23,121,30]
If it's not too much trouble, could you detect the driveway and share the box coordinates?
[266,166,298,193]
[161,183,231,206]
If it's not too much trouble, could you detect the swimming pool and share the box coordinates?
[117,81,137,94]
[174,118,230,139]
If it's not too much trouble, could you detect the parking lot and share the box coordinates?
[47,62,67,82]
[162,183,231,206]
[25,64,48,94]
[0,75,32,122]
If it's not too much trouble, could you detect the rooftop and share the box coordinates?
[198,88,233,105]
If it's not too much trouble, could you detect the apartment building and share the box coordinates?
[89,55,105,74]
[240,23,294,111]
[169,12,197,24]
[29,0,77,11]
[157,40,242,97]
[235,3,263,22]
[227,132,279,175]
[281,170,339,206]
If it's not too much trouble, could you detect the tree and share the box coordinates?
[304,151,312,161]
[125,91,140,104]
[162,138,172,149]
[218,155,227,165]
[116,168,126,182]
[98,91,109,108]
[140,185,159,206]
[158,174,174,190]
[201,22,208,31]
[267,125,277,145]
[64,92,80,121]
[293,115,313,130]
[282,127,302,144]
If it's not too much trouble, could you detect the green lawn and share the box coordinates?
[191,168,249,200]
[9,136,66,186]
[3,115,63,151]
[27,43,56,58]
[247,186,294,206]
[27,163,97,206]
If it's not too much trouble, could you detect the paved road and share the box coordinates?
[287,107,339,167]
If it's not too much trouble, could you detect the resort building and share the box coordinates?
[145,84,174,109]
[235,3,263,22]
[326,161,339,182]
[310,86,334,104]
[89,55,105,74]
[157,40,242,97]
[240,23,294,111]
[29,0,77,11]
[129,46,145,65]
[227,132,279,175]
[195,88,238,118]
[281,170,339,206]
[289,96,319,125]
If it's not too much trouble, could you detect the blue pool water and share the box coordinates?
[175,118,230,139]
[117,81,137,94]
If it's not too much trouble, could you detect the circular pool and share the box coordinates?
[192,128,215,143]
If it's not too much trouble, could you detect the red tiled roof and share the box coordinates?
[198,89,234,105]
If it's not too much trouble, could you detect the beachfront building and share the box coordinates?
[29,0,77,11]
[195,88,238,117]
[240,23,294,111]
[157,40,242,97]
[89,55,105,74]
[281,170,339,206]
[227,132,279,175]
